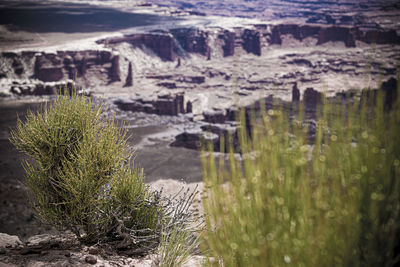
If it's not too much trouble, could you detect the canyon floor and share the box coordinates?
[0,0,399,265]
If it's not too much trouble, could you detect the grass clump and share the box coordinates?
[10,90,198,260]
[202,79,400,266]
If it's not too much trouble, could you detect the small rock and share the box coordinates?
[0,233,23,249]
[64,251,71,257]
[85,255,97,265]
[88,246,99,255]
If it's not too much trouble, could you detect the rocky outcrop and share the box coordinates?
[171,28,210,56]
[2,50,115,83]
[11,59,24,75]
[269,24,359,47]
[317,26,356,47]
[200,123,239,152]
[125,62,133,87]
[364,30,400,45]
[101,33,175,61]
[91,23,400,65]
[203,109,226,124]
[111,54,121,82]
[270,26,282,45]
[9,80,75,96]
[292,83,300,102]
[303,87,323,110]
[35,67,64,82]
[241,29,261,56]
[219,30,235,57]
[114,93,186,116]
[170,130,219,150]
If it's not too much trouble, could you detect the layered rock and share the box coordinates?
[171,28,210,56]
[170,130,219,150]
[114,93,186,116]
[317,26,357,48]
[364,30,400,45]
[99,33,175,61]
[241,29,261,56]
[92,22,400,64]
[1,50,116,83]
[9,80,75,96]
[219,30,235,57]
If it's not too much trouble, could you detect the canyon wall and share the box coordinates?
[2,23,399,86]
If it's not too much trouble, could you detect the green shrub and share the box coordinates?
[202,80,400,266]
[11,90,198,260]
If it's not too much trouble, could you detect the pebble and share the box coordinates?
[88,246,99,255]
[85,255,97,265]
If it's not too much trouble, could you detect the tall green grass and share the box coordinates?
[202,79,400,266]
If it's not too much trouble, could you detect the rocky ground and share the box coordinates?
[0,0,399,265]
[0,231,204,266]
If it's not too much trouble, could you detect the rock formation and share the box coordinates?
[125,62,133,87]
[241,29,261,56]
[114,93,186,116]
[292,83,300,102]
[171,28,210,56]
[220,30,235,57]
[111,54,121,82]
[303,87,323,110]
[317,26,356,48]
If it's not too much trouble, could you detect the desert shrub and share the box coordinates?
[159,187,202,267]
[11,90,198,260]
[202,79,400,266]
